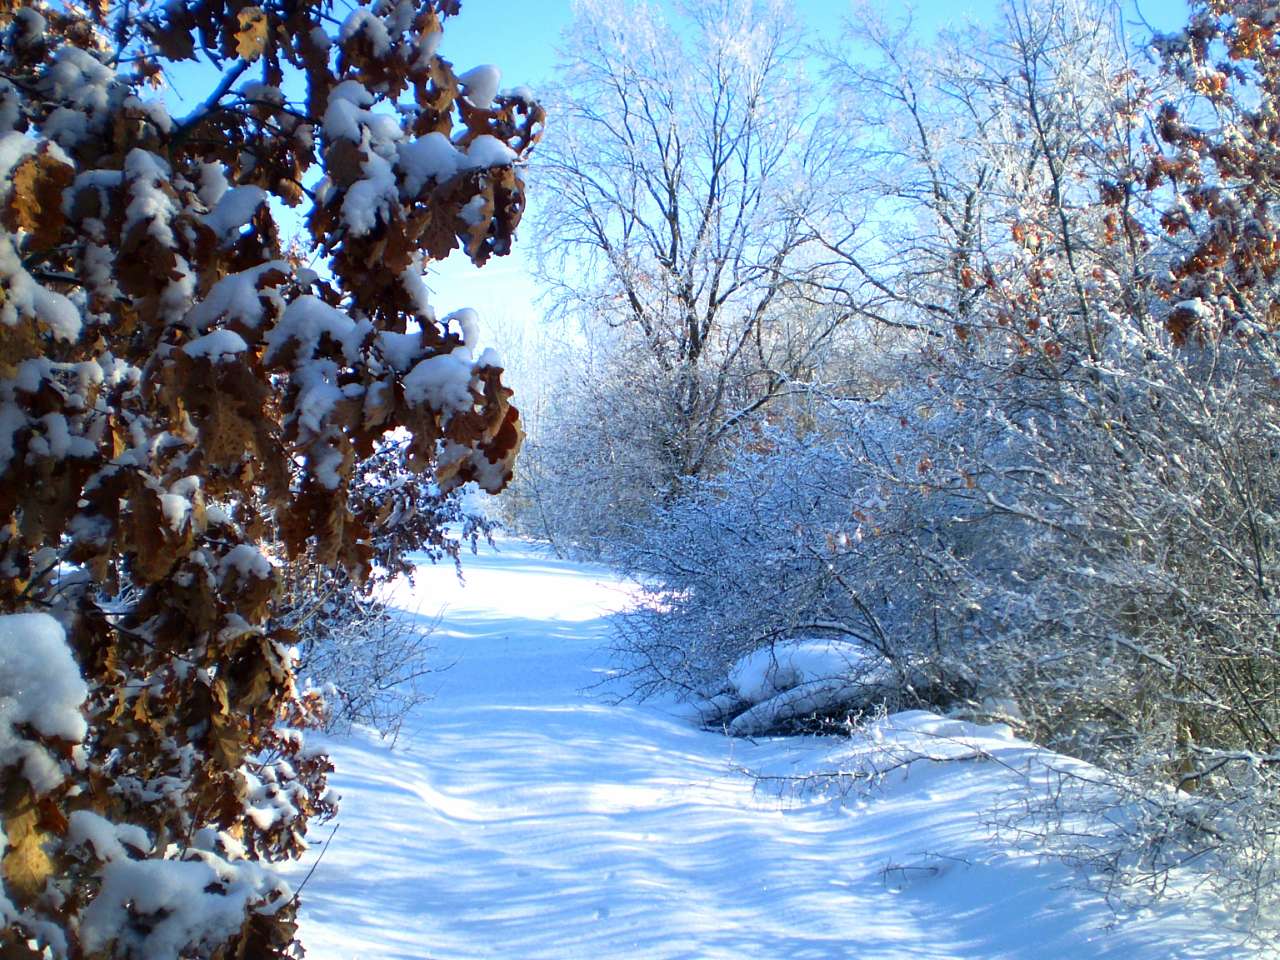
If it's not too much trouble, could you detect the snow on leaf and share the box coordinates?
[0,614,88,793]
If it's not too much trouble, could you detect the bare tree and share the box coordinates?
[526,0,857,539]
[822,0,1168,356]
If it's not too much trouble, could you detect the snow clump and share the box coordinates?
[0,613,88,794]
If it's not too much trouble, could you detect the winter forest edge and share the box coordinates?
[1,0,1279,957]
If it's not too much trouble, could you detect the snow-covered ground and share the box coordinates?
[283,540,1248,959]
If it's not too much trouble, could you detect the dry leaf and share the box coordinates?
[5,151,73,250]
[1,794,54,905]
[235,6,269,62]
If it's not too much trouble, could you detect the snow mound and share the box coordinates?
[862,709,1018,753]
[698,639,893,736]
[458,65,501,107]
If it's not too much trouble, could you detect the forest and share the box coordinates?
[0,0,1276,956]
[511,0,1280,944]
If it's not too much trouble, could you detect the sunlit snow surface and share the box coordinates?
[283,540,1244,960]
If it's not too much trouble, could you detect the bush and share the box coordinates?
[613,322,1280,925]
[281,441,498,741]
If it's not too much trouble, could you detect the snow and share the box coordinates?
[122,95,172,134]
[322,81,375,144]
[159,493,191,532]
[44,46,115,115]
[0,171,78,337]
[219,544,274,580]
[458,65,501,108]
[321,75,517,236]
[341,137,397,237]
[459,194,487,226]
[42,106,88,148]
[445,307,480,349]
[28,412,93,460]
[79,853,288,959]
[67,811,152,862]
[727,639,875,704]
[186,260,289,332]
[123,148,177,246]
[397,132,463,192]
[375,330,421,372]
[399,258,435,320]
[291,359,347,436]
[197,163,229,208]
[183,328,249,361]
[202,185,267,242]
[281,541,1244,959]
[263,295,362,365]
[0,613,88,794]
[700,639,896,736]
[241,766,302,831]
[466,134,517,168]
[31,284,81,341]
[340,9,392,56]
[402,349,475,416]
[373,0,417,35]
[503,85,537,104]
[0,130,34,181]
[11,7,45,46]
[64,169,124,217]
[414,29,442,67]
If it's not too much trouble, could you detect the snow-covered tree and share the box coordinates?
[0,1,538,955]
[612,0,1280,930]
[518,0,859,551]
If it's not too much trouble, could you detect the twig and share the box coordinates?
[173,60,250,144]
[290,821,340,903]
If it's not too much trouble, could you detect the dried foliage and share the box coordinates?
[0,0,539,955]
[1149,0,1280,343]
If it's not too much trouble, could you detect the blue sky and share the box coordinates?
[436,0,1193,92]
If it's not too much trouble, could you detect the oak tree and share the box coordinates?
[0,1,539,955]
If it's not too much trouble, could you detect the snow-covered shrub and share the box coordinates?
[609,375,1021,716]
[950,0,1280,919]
[285,579,437,741]
[962,332,1280,920]
[618,322,1280,921]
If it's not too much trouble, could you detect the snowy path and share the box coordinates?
[285,541,1242,960]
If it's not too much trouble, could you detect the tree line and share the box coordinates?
[511,0,1280,935]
